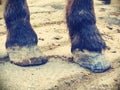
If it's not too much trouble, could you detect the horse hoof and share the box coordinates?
[73,50,111,73]
[11,57,48,67]
[7,46,47,66]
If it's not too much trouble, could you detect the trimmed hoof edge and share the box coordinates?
[10,57,48,67]
[7,46,47,67]
[73,50,111,73]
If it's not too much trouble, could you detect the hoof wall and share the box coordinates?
[7,46,47,67]
[11,57,48,67]
[73,50,111,73]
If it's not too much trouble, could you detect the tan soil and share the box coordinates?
[0,0,120,90]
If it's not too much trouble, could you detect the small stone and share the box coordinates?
[117,29,120,33]
[111,51,117,53]
[39,38,44,41]
[99,8,106,12]
[53,35,63,40]
[114,79,118,82]
[106,26,113,30]
[107,46,111,50]
[98,17,104,20]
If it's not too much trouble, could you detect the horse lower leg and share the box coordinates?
[4,0,47,66]
[66,0,111,73]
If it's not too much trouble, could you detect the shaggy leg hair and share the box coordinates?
[66,0,111,72]
[4,0,47,66]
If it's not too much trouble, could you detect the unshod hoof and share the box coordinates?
[7,46,47,66]
[73,49,111,73]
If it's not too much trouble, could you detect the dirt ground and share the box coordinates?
[0,0,120,90]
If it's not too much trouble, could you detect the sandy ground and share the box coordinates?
[0,0,120,90]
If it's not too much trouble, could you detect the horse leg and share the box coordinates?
[4,0,47,66]
[66,0,111,73]
[0,0,1,4]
